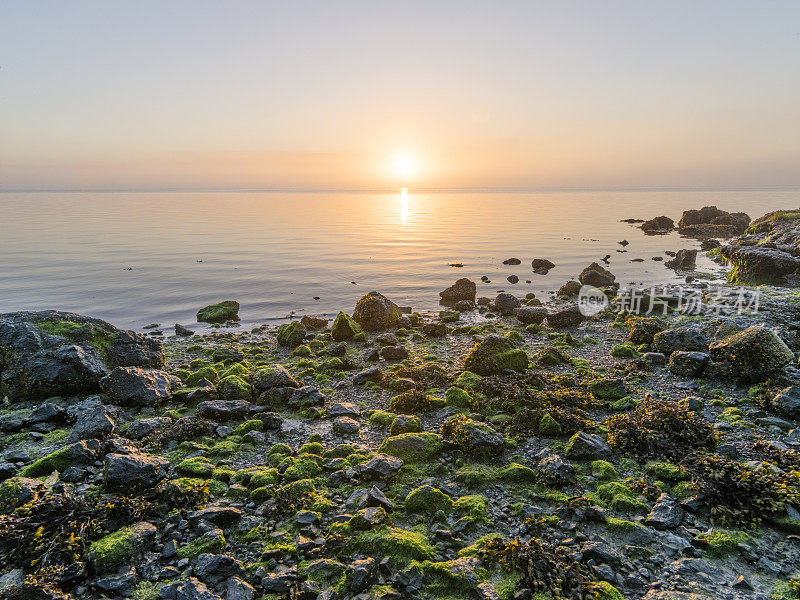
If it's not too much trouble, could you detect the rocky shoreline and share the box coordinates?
[1,209,800,600]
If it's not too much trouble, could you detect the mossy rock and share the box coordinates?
[390,414,422,436]
[367,410,397,428]
[594,581,625,600]
[185,365,219,387]
[405,485,454,514]
[453,494,488,521]
[588,378,626,400]
[331,311,363,342]
[538,413,563,437]
[19,445,75,477]
[597,481,633,502]
[444,387,472,408]
[0,477,44,511]
[388,391,444,413]
[90,522,157,572]
[378,433,443,462]
[536,346,571,366]
[197,300,240,323]
[354,527,435,562]
[454,371,481,390]
[610,343,639,358]
[177,456,215,477]
[591,460,618,481]
[176,531,226,559]
[610,494,650,515]
[353,291,402,331]
[218,374,251,399]
[644,461,688,481]
[277,321,307,347]
[463,334,528,375]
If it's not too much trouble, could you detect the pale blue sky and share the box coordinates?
[1,1,799,190]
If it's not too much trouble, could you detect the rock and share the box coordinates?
[579,263,616,287]
[358,453,404,479]
[174,323,194,337]
[126,416,173,439]
[422,322,448,337]
[0,310,164,402]
[104,453,170,492]
[193,553,240,583]
[493,293,520,316]
[72,404,116,439]
[197,301,240,323]
[645,493,683,529]
[641,216,674,233]
[516,306,548,325]
[378,433,443,462]
[176,577,223,600]
[0,477,45,511]
[537,454,575,486]
[253,364,299,390]
[507,275,519,284]
[99,366,181,407]
[678,206,750,233]
[333,416,360,434]
[261,569,297,595]
[197,399,252,420]
[331,311,363,341]
[771,386,800,418]
[628,318,666,344]
[329,402,361,418]
[668,351,710,377]
[581,541,621,566]
[439,278,477,304]
[444,418,505,454]
[390,413,421,435]
[588,378,626,400]
[463,334,528,375]
[288,386,327,408]
[276,322,306,347]
[709,325,794,382]
[665,249,697,270]
[226,577,255,600]
[653,325,710,354]
[546,305,585,328]
[503,258,521,265]
[27,402,67,425]
[565,432,611,460]
[347,557,376,591]
[300,315,329,330]
[353,291,401,331]
[379,346,409,361]
[720,244,800,284]
[557,280,582,297]
[642,352,667,364]
[188,506,243,527]
[347,485,395,512]
[353,365,383,385]
[531,258,555,270]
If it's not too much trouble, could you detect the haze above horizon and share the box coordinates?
[2,1,799,191]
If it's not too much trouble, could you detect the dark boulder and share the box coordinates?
[353,292,401,331]
[439,278,477,305]
[100,366,181,407]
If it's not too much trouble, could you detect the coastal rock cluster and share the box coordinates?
[2,211,800,600]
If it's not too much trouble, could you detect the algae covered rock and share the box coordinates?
[709,325,793,382]
[90,521,157,572]
[546,305,586,328]
[441,415,505,455]
[378,432,443,462]
[565,431,611,460]
[197,300,240,323]
[588,378,626,400]
[276,321,306,347]
[405,485,453,514]
[0,477,45,511]
[253,364,299,390]
[331,311,363,341]
[353,291,401,331]
[0,310,163,402]
[104,453,170,492]
[463,334,528,375]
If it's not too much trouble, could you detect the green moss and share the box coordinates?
[453,494,489,521]
[405,485,453,514]
[536,347,571,366]
[455,463,497,487]
[588,378,626,400]
[19,445,71,477]
[185,365,219,386]
[354,527,436,562]
[177,456,215,477]
[90,525,153,572]
[594,581,625,600]
[645,461,688,481]
[538,413,563,437]
[331,311,363,341]
[367,410,396,428]
[497,462,536,482]
[596,481,633,502]
[299,441,324,455]
[323,444,356,459]
[605,517,637,534]
[280,478,316,499]
[390,414,421,435]
[454,371,481,390]
[131,582,159,600]
[217,374,251,399]
[267,443,293,458]
[36,319,117,355]
[282,454,322,481]
[388,391,444,413]
[277,321,306,347]
[176,532,226,559]
[249,468,280,488]
[197,300,240,323]
[444,387,472,408]
[233,419,264,435]
[378,433,443,462]
[610,343,639,358]
[610,494,650,515]
[291,344,313,357]
[591,460,618,481]
[701,529,750,558]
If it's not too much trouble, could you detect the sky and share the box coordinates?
[1,1,799,191]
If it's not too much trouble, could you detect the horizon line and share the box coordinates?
[3,184,800,194]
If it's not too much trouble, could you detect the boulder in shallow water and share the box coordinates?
[641,216,674,234]
[353,292,401,331]
[439,278,477,304]
[197,300,240,323]
[0,311,163,402]
[720,244,800,284]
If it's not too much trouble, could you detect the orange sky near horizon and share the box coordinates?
[1,1,799,191]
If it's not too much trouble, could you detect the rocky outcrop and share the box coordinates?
[100,367,182,407]
[678,206,750,238]
[720,244,800,284]
[0,311,164,402]
[641,216,674,234]
[353,292,401,331]
[709,325,794,383]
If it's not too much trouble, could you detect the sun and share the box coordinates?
[393,153,417,179]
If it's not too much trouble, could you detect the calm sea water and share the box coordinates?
[2,189,798,332]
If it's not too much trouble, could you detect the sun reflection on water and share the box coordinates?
[400,187,408,222]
